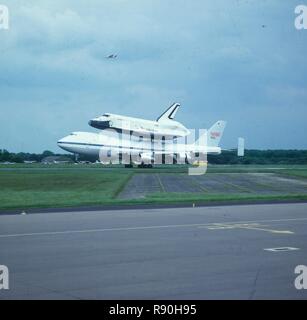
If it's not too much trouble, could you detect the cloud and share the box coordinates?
[0,0,307,152]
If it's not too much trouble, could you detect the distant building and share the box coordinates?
[41,156,73,164]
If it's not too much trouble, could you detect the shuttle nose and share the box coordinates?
[88,119,111,129]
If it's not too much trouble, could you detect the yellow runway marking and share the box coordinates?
[200,223,294,234]
[0,217,303,238]
[156,174,166,192]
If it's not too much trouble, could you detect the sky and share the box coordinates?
[0,0,306,152]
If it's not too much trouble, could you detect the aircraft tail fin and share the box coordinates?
[207,121,226,147]
[195,121,226,147]
[157,103,180,122]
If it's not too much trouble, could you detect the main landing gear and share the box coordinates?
[137,163,153,168]
[124,163,153,168]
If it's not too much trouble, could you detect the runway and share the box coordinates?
[118,173,307,199]
[1,203,307,299]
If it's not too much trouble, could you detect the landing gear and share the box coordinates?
[74,153,79,163]
[137,163,153,168]
[125,163,153,169]
[124,156,134,168]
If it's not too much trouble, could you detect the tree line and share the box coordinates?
[0,150,74,163]
[1,149,307,164]
[208,150,307,165]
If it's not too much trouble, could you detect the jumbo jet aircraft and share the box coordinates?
[88,103,190,139]
[58,120,227,167]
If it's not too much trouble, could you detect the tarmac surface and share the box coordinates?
[118,173,307,199]
[1,203,307,299]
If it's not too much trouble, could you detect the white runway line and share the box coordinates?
[264,247,300,252]
[201,222,294,234]
[0,216,307,238]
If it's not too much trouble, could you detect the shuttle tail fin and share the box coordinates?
[157,103,180,122]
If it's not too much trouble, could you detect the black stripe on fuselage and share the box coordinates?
[58,141,164,152]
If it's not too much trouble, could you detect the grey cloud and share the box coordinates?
[0,0,306,152]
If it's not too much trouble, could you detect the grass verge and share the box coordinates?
[1,165,307,211]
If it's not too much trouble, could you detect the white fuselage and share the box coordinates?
[58,131,221,164]
[88,113,190,139]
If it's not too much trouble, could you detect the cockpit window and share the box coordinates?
[103,114,110,117]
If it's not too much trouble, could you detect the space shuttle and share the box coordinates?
[88,103,190,139]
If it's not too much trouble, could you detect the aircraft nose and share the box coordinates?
[57,138,63,146]
[57,136,67,146]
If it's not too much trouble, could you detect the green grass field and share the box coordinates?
[0,169,132,210]
[0,164,307,211]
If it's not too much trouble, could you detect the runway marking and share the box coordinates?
[156,174,166,192]
[210,176,252,193]
[264,247,299,252]
[190,177,210,192]
[0,217,305,238]
[202,223,294,234]
[0,223,212,238]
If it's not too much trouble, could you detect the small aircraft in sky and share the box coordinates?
[106,54,118,59]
